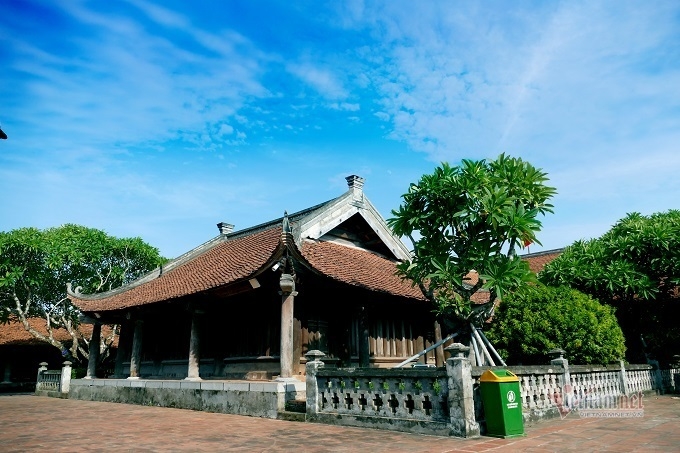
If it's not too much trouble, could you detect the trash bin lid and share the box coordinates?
[479,369,519,382]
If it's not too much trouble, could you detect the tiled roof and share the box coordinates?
[301,240,425,300]
[71,227,282,312]
[69,217,561,313]
[522,249,563,274]
[0,318,114,346]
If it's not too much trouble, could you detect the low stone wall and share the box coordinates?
[69,378,305,419]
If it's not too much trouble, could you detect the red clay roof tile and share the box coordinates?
[0,318,114,346]
[522,250,562,274]
[71,227,282,312]
[301,240,425,300]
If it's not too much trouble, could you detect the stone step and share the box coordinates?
[277,411,306,422]
[285,399,306,413]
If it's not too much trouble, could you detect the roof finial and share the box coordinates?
[282,211,291,233]
[345,175,365,204]
[345,175,364,191]
[217,222,234,235]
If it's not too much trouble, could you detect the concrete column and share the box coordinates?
[113,321,132,378]
[434,320,445,366]
[2,363,11,383]
[648,359,664,395]
[444,343,480,438]
[186,310,203,381]
[128,319,144,379]
[549,348,571,389]
[358,307,370,368]
[85,323,101,379]
[278,273,297,381]
[60,361,72,393]
[305,350,325,420]
[549,348,572,408]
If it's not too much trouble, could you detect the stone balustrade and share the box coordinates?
[35,361,72,394]
[471,361,679,424]
[307,343,680,438]
[317,368,449,422]
[306,345,480,438]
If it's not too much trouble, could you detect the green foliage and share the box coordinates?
[432,379,442,395]
[388,154,556,322]
[540,210,680,301]
[485,284,626,365]
[539,210,680,364]
[0,224,166,360]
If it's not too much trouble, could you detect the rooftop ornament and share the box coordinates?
[0,127,7,140]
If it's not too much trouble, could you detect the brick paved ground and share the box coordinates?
[0,393,678,452]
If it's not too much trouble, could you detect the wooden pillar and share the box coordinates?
[1,362,11,383]
[85,322,101,379]
[128,319,144,379]
[186,310,203,381]
[359,306,370,368]
[434,320,445,366]
[114,321,132,378]
[278,273,297,380]
[293,315,302,375]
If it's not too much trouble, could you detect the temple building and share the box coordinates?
[68,176,454,382]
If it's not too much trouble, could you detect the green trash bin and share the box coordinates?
[479,369,525,438]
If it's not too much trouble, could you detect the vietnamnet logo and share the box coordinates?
[506,390,519,409]
[553,384,645,419]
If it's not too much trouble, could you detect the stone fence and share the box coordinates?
[306,347,680,438]
[471,355,680,425]
[35,361,72,395]
[305,346,479,437]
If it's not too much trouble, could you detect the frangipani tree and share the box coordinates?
[0,224,166,364]
[388,154,556,338]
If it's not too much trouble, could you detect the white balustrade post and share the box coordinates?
[619,360,630,396]
[305,350,325,419]
[36,362,48,391]
[444,343,480,438]
[60,361,72,393]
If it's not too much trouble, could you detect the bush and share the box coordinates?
[485,284,626,365]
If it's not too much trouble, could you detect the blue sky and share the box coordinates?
[1,0,679,259]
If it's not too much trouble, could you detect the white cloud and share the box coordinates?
[329,102,360,111]
[339,1,680,166]
[287,62,347,99]
[7,0,271,156]
[218,124,234,136]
